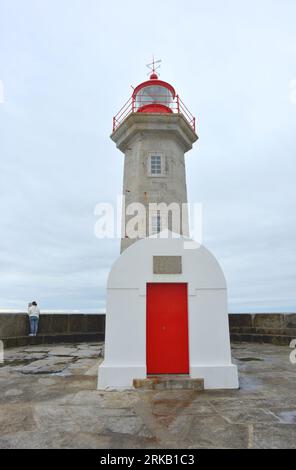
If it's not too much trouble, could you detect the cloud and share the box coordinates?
[0,0,296,311]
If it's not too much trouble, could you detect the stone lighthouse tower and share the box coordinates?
[111,65,198,252]
[97,64,239,391]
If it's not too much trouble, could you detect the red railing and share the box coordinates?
[112,94,196,133]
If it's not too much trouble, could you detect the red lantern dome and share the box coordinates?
[132,72,175,114]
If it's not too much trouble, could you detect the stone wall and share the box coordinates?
[0,313,105,348]
[229,313,296,345]
[1,312,295,348]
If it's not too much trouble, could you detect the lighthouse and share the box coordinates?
[97,63,239,391]
[111,64,197,252]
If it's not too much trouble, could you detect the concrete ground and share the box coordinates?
[0,342,295,449]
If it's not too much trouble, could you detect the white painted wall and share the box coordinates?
[97,234,239,390]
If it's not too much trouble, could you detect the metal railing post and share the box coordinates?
[176,94,180,114]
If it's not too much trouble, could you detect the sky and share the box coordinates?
[0,0,296,312]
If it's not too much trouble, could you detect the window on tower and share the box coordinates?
[151,214,161,235]
[148,153,165,176]
[151,155,162,174]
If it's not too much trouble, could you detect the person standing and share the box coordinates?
[28,301,40,336]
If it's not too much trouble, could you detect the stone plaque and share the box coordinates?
[153,256,182,274]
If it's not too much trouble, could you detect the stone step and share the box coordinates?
[133,375,204,391]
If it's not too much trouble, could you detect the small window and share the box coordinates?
[150,155,162,175]
[148,153,165,177]
[151,155,162,175]
[151,214,161,235]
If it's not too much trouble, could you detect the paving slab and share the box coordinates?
[0,341,295,448]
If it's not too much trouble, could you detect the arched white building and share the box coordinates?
[97,234,239,390]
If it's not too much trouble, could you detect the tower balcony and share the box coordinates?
[112,93,196,133]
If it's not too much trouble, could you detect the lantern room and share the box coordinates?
[112,70,196,133]
[132,73,175,114]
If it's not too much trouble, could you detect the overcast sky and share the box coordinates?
[0,0,295,312]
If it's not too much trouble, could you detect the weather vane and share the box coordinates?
[146,56,162,77]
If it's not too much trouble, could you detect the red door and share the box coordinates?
[146,283,189,374]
